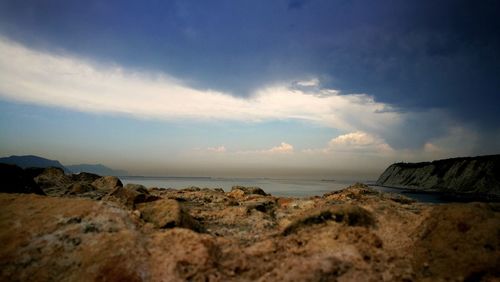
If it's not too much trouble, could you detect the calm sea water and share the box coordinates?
[120,176,357,197]
[119,176,448,203]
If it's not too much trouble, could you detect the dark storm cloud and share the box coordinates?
[0,0,499,149]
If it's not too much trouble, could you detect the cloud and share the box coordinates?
[0,37,403,128]
[302,131,393,155]
[231,142,295,155]
[295,78,319,87]
[267,142,294,154]
[328,131,393,153]
[206,146,226,153]
[0,37,466,151]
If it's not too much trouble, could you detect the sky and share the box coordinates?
[0,0,499,179]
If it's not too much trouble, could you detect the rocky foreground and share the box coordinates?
[1,165,500,281]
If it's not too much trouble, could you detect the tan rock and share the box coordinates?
[411,203,500,281]
[104,184,159,209]
[137,198,202,231]
[0,193,149,281]
[33,167,72,196]
[92,175,123,190]
[282,204,375,236]
[230,186,268,197]
[1,184,499,281]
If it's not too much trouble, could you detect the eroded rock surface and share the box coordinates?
[376,154,500,196]
[1,180,499,281]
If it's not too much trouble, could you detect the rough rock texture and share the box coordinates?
[376,154,500,196]
[33,167,72,196]
[91,175,123,191]
[137,198,202,231]
[1,181,499,281]
[104,184,159,208]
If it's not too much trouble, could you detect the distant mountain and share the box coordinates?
[66,164,128,176]
[0,155,128,176]
[0,155,70,173]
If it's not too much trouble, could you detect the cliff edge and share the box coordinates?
[376,154,500,195]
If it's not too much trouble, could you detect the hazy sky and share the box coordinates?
[0,0,499,178]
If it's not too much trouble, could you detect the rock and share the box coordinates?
[182,186,201,192]
[376,154,500,196]
[70,172,101,182]
[33,167,71,196]
[229,186,268,198]
[148,229,220,280]
[137,199,202,231]
[0,163,45,195]
[66,183,96,195]
[105,184,159,208]
[323,183,379,201]
[91,176,123,190]
[259,255,351,281]
[282,204,375,236]
[1,182,499,281]
[0,193,149,281]
[242,197,276,213]
[125,183,149,194]
[411,203,500,281]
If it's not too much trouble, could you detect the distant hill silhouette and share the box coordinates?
[0,155,70,173]
[0,155,127,176]
[66,164,128,176]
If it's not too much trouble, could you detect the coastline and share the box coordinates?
[370,184,500,203]
[1,165,500,280]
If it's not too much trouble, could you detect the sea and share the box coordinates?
[119,176,447,203]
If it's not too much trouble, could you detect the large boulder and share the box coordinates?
[70,172,101,183]
[0,163,44,195]
[66,183,97,195]
[0,193,149,281]
[105,184,158,209]
[229,186,268,198]
[137,199,202,231]
[91,176,123,190]
[33,167,71,196]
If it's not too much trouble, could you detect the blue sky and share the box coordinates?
[0,0,499,178]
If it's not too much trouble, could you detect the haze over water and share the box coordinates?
[119,175,447,203]
[121,176,361,197]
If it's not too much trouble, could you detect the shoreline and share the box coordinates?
[370,184,500,203]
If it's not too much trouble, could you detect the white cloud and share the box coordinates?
[0,37,400,132]
[295,78,319,87]
[329,131,381,146]
[0,36,472,158]
[328,131,393,152]
[232,142,295,155]
[267,142,294,154]
[206,146,226,153]
[303,131,393,155]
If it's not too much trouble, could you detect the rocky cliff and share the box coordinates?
[376,155,500,195]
